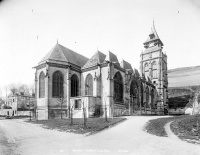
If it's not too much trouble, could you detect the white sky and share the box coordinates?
[0,0,200,97]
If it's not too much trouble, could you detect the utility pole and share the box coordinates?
[83,101,86,127]
[104,97,108,122]
[29,98,31,121]
[70,106,73,125]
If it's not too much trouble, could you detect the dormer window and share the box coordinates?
[150,34,155,39]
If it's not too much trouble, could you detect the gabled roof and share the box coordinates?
[39,43,89,67]
[120,59,133,72]
[142,73,146,81]
[143,24,163,46]
[105,51,120,66]
[133,68,140,77]
[147,76,152,83]
[82,51,106,69]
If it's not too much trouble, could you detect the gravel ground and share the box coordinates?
[0,116,200,155]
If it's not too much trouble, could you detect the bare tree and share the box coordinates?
[18,83,30,95]
[8,83,18,95]
[7,83,34,96]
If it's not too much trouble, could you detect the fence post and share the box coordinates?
[29,111,31,121]
[83,107,87,127]
[105,105,108,122]
[70,107,73,126]
[36,111,38,121]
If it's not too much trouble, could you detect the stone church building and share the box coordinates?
[34,25,168,120]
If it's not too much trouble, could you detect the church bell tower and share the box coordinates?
[140,22,168,111]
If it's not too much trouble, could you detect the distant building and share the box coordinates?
[34,24,168,120]
[4,93,35,116]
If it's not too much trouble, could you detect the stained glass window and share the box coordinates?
[71,74,79,97]
[144,63,149,77]
[52,71,63,97]
[146,86,149,104]
[152,61,157,78]
[114,72,123,102]
[85,74,93,96]
[39,71,45,98]
[151,89,154,105]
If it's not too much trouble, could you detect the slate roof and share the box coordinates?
[143,24,163,46]
[147,76,152,83]
[82,51,106,69]
[133,68,140,77]
[105,51,120,66]
[120,59,133,72]
[39,43,89,67]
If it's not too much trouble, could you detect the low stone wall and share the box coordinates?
[17,111,34,116]
[49,109,68,119]
[113,103,127,116]
[0,109,13,116]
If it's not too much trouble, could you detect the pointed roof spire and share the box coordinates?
[143,21,163,46]
[57,39,58,44]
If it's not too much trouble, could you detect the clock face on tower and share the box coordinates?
[149,53,152,58]
[149,42,154,47]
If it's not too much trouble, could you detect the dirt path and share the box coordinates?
[1,116,200,155]
[164,121,180,140]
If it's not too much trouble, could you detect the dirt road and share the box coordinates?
[0,116,200,155]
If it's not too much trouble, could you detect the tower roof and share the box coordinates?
[143,23,163,46]
[39,43,89,67]
[82,51,106,69]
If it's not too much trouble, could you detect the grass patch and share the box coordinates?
[145,115,189,137]
[28,117,126,135]
[171,114,200,144]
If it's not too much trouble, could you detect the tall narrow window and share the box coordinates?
[114,72,123,102]
[140,84,144,107]
[71,74,79,97]
[85,74,93,96]
[39,71,45,98]
[146,87,149,104]
[152,61,157,78]
[144,63,149,77]
[130,80,139,107]
[52,71,63,97]
[130,81,138,99]
[151,89,154,105]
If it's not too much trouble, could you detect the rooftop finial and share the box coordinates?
[57,39,58,44]
[153,18,155,28]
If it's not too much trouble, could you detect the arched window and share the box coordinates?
[151,89,154,106]
[114,72,123,102]
[52,71,63,97]
[152,61,157,78]
[140,83,144,107]
[39,72,45,98]
[71,74,79,97]
[130,80,139,107]
[146,86,149,105]
[130,81,138,99]
[85,74,93,96]
[144,63,149,77]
